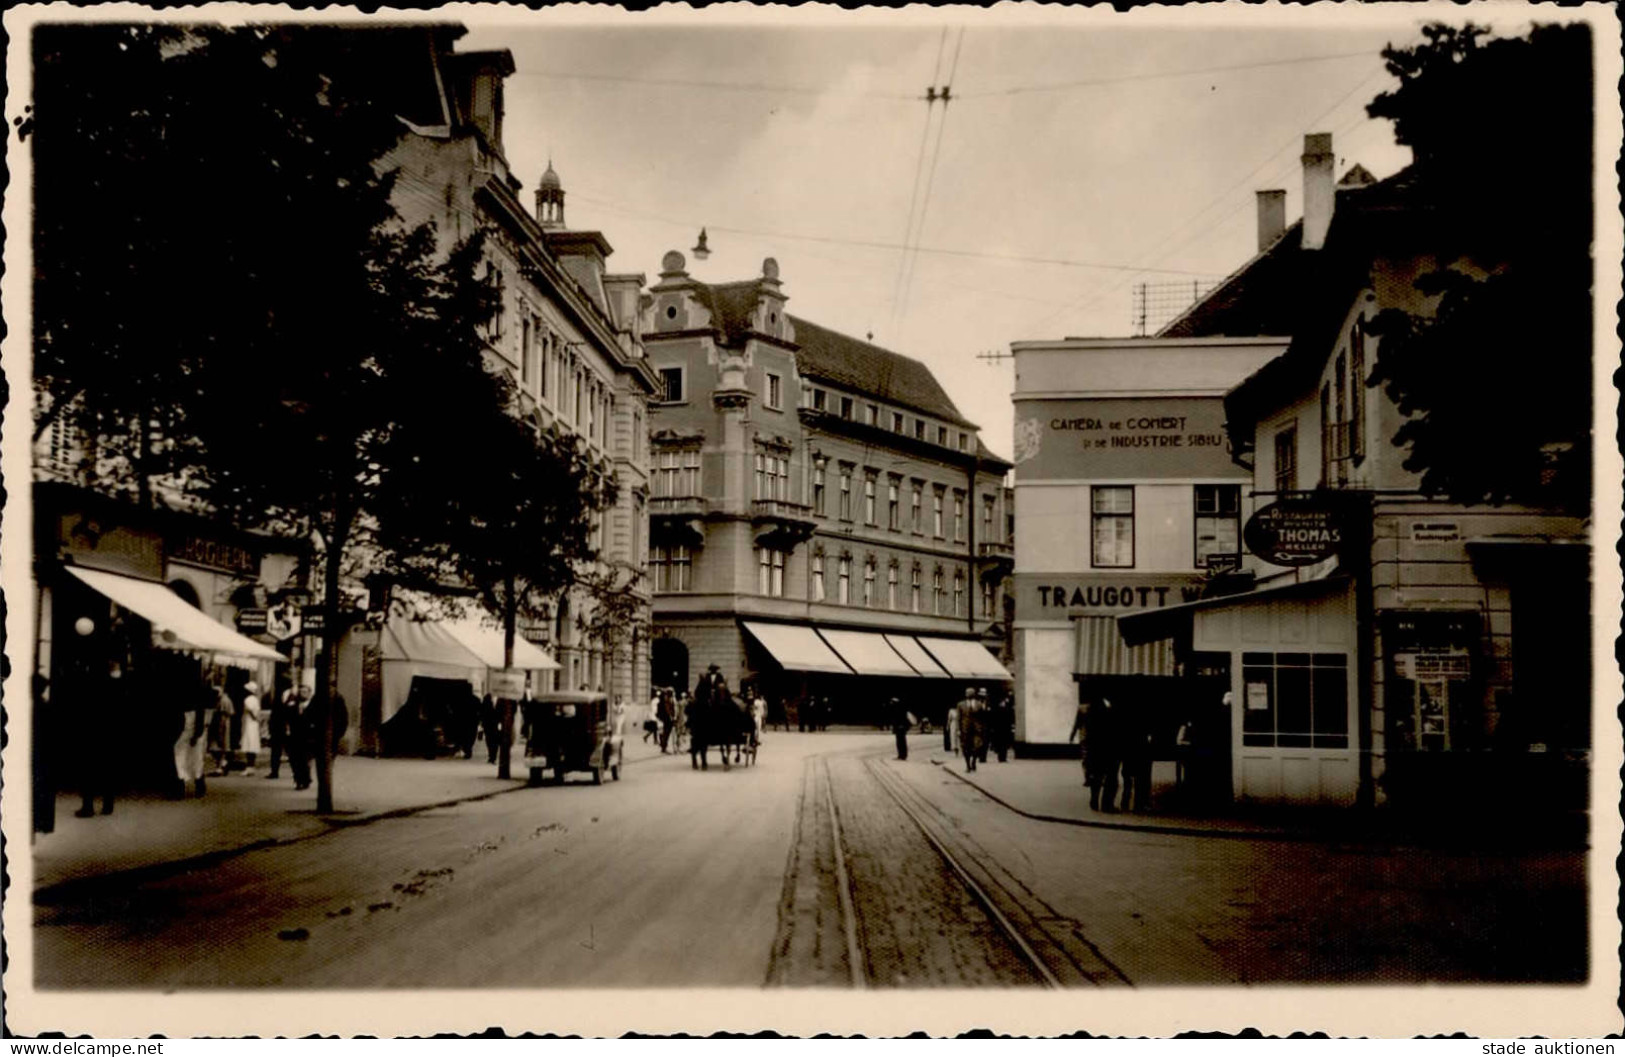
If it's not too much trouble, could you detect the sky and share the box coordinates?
[458,4,1553,463]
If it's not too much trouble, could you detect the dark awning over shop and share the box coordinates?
[1074,615,1176,677]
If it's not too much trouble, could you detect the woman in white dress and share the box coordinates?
[240,680,264,775]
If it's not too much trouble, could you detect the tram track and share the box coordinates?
[851,754,1062,989]
[768,746,1128,988]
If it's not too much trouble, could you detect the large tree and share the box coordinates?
[32,24,530,810]
[374,413,617,778]
[1362,23,1592,512]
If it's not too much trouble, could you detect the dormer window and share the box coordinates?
[839,397,854,420]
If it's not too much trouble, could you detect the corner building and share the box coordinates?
[340,31,659,751]
[644,252,1012,721]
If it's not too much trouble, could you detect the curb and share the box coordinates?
[930,759,1303,843]
[33,776,542,906]
[929,759,1591,851]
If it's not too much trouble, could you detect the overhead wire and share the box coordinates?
[566,188,1217,276]
[1027,60,1393,336]
[887,29,950,331]
[953,49,1375,100]
[507,48,1378,105]
[892,26,966,331]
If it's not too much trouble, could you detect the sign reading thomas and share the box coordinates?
[1243,500,1345,566]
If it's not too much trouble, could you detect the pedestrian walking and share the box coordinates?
[1069,698,1090,789]
[1118,703,1153,812]
[288,687,314,790]
[239,681,263,776]
[751,688,768,745]
[1084,696,1121,812]
[76,659,128,817]
[956,692,984,773]
[944,694,959,754]
[974,688,991,763]
[890,697,914,760]
[208,681,235,776]
[1174,715,1194,792]
[268,681,301,779]
[686,676,711,771]
[172,663,213,799]
[480,693,501,764]
[989,692,1015,763]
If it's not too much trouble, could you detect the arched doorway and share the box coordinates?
[167,579,202,608]
[651,637,689,696]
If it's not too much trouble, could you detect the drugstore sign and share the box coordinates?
[1243,501,1345,567]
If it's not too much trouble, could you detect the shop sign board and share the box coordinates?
[1015,572,1206,622]
[1012,397,1244,480]
[489,669,526,699]
[301,607,327,633]
[168,534,258,576]
[1409,521,1460,544]
[266,602,303,641]
[1384,611,1477,683]
[1243,501,1344,566]
[236,608,269,632]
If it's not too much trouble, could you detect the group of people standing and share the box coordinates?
[1069,696,1155,813]
[943,687,1015,772]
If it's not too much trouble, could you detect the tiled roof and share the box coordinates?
[696,280,765,345]
[1158,223,1308,339]
[679,276,982,435]
[787,314,977,430]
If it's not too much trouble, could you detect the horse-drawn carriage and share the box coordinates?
[687,674,760,769]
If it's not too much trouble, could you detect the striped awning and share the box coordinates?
[1075,615,1176,677]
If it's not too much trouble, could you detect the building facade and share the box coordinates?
[643,253,1012,720]
[1117,135,1591,811]
[341,33,659,747]
[1007,335,1285,753]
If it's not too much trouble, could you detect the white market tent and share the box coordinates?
[378,607,557,725]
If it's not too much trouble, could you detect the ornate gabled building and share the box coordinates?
[642,252,1012,723]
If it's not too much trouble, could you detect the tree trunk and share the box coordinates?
[314,504,352,814]
[497,570,518,780]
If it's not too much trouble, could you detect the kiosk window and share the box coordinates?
[1241,651,1348,749]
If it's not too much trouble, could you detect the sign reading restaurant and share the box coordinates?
[1243,500,1345,567]
[1012,396,1246,480]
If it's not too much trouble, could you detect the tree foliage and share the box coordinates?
[31,25,595,806]
[1362,23,1592,511]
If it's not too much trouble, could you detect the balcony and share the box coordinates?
[649,495,706,546]
[649,495,707,519]
[751,498,818,547]
[975,539,1014,583]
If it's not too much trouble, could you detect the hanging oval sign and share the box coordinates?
[1243,501,1345,567]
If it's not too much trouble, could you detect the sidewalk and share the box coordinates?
[928,751,1590,849]
[32,737,668,898]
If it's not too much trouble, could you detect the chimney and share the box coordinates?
[1301,132,1334,251]
[1255,189,1287,252]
